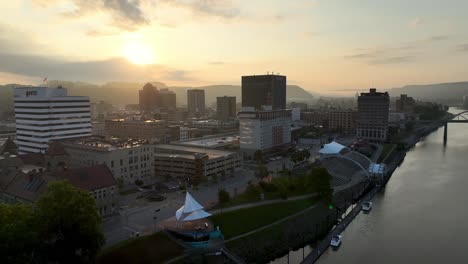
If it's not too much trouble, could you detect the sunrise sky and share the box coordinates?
[1,0,468,94]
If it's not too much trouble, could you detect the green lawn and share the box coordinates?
[96,232,183,264]
[225,202,333,264]
[210,197,318,239]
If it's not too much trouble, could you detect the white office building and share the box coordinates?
[14,87,91,154]
[238,106,291,157]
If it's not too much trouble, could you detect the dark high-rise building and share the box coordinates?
[217,96,236,120]
[159,88,176,109]
[187,89,205,113]
[139,83,176,112]
[395,94,415,113]
[242,74,286,110]
[357,88,390,142]
[139,83,159,113]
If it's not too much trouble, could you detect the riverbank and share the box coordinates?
[258,118,453,264]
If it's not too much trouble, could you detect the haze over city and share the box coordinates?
[2,0,468,94]
[2,2,468,264]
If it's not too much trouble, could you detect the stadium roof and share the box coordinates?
[319,141,348,155]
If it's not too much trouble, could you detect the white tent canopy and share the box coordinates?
[319,141,348,155]
[176,192,211,221]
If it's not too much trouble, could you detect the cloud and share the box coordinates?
[0,53,192,83]
[34,0,149,31]
[0,24,45,54]
[209,61,224,65]
[164,70,195,81]
[345,48,415,65]
[160,0,240,20]
[345,36,450,65]
[370,56,414,65]
[409,17,423,28]
[456,44,468,52]
[427,35,449,42]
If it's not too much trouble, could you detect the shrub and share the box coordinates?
[245,184,262,199]
[218,188,230,204]
[259,181,278,192]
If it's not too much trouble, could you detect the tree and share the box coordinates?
[305,167,333,203]
[255,165,269,179]
[35,181,105,263]
[0,204,39,264]
[134,179,144,186]
[218,188,230,205]
[291,149,311,165]
[253,150,264,164]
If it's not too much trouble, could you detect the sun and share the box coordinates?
[121,41,154,65]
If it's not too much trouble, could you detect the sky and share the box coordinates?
[1,0,468,95]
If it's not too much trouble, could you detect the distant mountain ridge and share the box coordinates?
[389,82,468,102]
[0,81,317,109]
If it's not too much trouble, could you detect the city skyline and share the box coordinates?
[2,0,468,95]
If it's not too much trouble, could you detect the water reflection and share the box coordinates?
[271,108,468,264]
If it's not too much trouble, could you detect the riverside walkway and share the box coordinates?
[301,186,380,264]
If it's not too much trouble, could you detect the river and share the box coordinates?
[272,107,468,264]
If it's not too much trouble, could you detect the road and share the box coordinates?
[103,168,257,247]
[102,136,353,247]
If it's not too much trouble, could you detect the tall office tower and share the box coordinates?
[139,83,159,113]
[216,96,236,120]
[242,74,286,110]
[14,86,91,154]
[159,88,177,109]
[357,88,390,142]
[187,89,205,114]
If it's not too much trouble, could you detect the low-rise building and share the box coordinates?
[54,164,118,216]
[62,137,154,186]
[171,132,239,150]
[328,110,357,133]
[105,118,169,142]
[301,111,329,127]
[153,144,241,182]
[291,108,301,121]
[190,119,239,131]
[0,148,118,217]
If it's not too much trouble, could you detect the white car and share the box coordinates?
[330,235,342,247]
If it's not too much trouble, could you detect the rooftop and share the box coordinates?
[154,144,237,159]
[107,118,166,124]
[173,134,239,149]
[62,136,150,151]
[54,164,117,191]
[3,172,55,203]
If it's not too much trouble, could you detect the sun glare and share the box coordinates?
[121,41,154,65]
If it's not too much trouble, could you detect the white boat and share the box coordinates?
[330,235,342,247]
[362,201,373,211]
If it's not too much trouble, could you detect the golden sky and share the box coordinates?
[1,0,468,95]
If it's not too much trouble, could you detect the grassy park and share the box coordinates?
[211,196,319,239]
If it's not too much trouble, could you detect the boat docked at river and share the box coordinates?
[330,235,342,247]
[362,201,373,212]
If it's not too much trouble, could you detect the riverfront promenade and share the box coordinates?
[301,186,380,264]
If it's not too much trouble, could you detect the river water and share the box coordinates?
[273,107,468,264]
